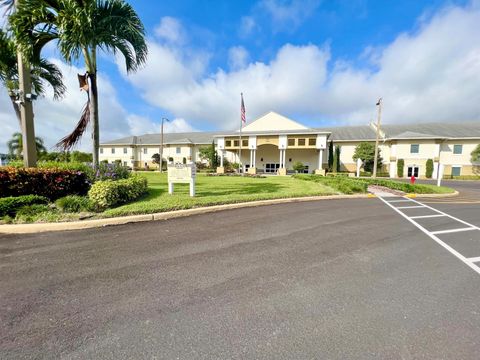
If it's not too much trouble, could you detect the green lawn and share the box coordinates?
[103,173,338,217]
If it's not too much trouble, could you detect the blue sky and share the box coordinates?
[1,0,480,152]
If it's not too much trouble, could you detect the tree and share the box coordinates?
[353,142,383,173]
[425,159,434,178]
[11,0,148,168]
[199,141,219,168]
[7,132,46,159]
[0,29,66,124]
[327,141,334,171]
[397,159,404,178]
[333,145,341,172]
[471,144,480,162]
[293,161,305,173]
[71,151,92,163]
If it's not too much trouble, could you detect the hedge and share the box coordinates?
[0,167,90,200]
[293,174,368,194]
[88,175,148,209]
[0,195,49,217]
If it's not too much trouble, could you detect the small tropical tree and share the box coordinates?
[397,159,405,178]
[425,159,434,178]
[353,142,383,173]
[293,161,305,173]
[11,0,148,168]
[333,145,341,172]
[471,144,480,162]
[7,132,46,159]
[199,141,219,168]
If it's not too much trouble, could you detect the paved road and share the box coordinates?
[1,185,480,359]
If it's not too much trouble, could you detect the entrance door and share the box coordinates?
[407,166,419,177]
[265,163,280,173]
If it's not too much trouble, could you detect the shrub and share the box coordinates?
[293,161,305,173]
[55,195,94,213]
[426,159,434,178]
[0,195,49,217]
[93,162,130,181]
[14,204,62,224]
[294,174,368,194]
[397,159,404,178]
[88,175,148,209]
[0,167,90,200]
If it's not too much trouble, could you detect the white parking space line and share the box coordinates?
[378,196,480,275]
[410,214,447,219]
[467,256,480,263]
[387,200,413,203]
[396,205,426,209]
[431,227,476,235]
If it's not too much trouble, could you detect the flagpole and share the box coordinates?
[239,93,243,175]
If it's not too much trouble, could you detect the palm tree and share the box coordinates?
[7,132,46,159]
[0,29,66,124]
[11,0,148,168]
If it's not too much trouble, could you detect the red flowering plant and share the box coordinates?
[0,167,91,200]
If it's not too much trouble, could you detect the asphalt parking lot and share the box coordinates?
[1,181,480,359]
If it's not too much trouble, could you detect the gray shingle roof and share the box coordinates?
[101,131,221,145]
[101,122,480,146]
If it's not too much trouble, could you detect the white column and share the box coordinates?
[253,150,256,168]
[318,149,323,170]
[279,149,283,168]
[250,149,253,167]
[220,150,224,167]
[283,150,286,169]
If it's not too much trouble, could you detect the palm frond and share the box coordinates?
[56,100,91,150]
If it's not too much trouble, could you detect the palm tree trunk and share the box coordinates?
[89,72,99,169]
[9,95,21,124]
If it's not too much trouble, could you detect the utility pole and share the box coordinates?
[373,97,382,178]
[14,0,37,167]
[160,117,169,172]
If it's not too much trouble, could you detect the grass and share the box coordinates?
[103,172,338,217]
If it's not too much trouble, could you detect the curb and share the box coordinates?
[408,190,459,198]
[0,194,371,234]
[0,190,460,235]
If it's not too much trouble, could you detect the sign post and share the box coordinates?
[167,163,196,197]
[356,158,362,178]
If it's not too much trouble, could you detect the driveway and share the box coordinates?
[1,189,480,359]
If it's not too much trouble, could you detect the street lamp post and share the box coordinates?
[373,98,383,179]
[160,117,169,173]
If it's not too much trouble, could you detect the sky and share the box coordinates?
[1,0,480,153]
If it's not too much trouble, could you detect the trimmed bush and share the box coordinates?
[294,174,368,194]
[0,167,90,200]
[426,159,434,178]
[293,161,305,173]
[397,159,404,178]
[55,195,94,213]
[88,175,148,209]
[0,195,49,217]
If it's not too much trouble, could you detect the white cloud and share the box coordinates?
[228,46,249,70]
[239,16,257,37]
[154,16,185,44]
[126,115,195,135]
[122,3,480,130]
[258,0,321,32]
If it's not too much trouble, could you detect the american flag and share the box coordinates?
[240,93,246,125]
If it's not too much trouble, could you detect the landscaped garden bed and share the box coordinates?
[0,166,455,224]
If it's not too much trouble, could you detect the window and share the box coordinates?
[123,147,128,154]
[308,138,316,146]
[143,148,147,154]
[242,139,248,147]
[451,166,461,176]
[288,138,295,146]
[298,138,306,146]
[453,144,463,154]
[410,144,419,154]
[233,140,239,147]
[176,147,181,154]
[111,148,115,154]
[100,148,103,154]
[226,140,232,147]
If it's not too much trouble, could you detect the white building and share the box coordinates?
[100,111,480,178]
